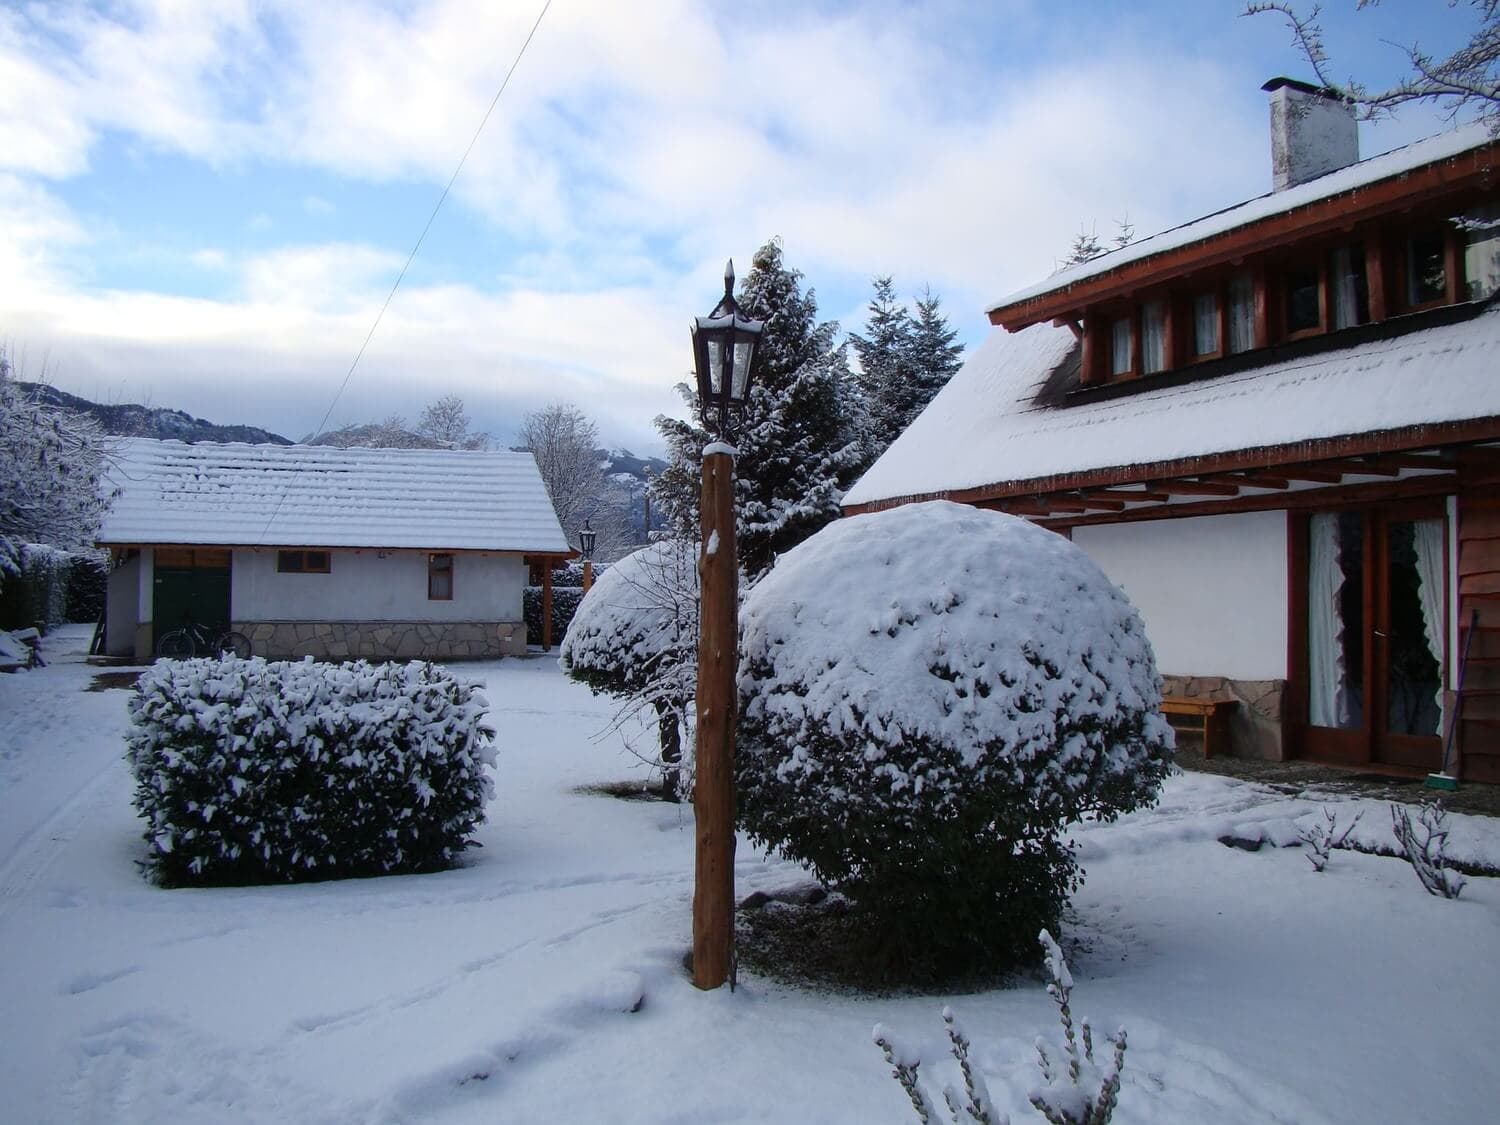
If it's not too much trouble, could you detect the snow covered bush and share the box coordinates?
[0,542,71,630]
[737,501,1173,977]
[560,539,698,796]
[126,657,496,886]
[524,584,585,646]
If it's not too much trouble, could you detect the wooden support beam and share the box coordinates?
[1352,453,1453,473]
[1078,487,1174,503]
[1149,479,1241,497]
[1203,472,1290,490]
[1275,466,1345,484]
[1075,496,1127,512]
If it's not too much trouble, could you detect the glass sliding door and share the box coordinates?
[1300,506,1446,770]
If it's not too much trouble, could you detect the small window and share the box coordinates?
[1328,243,1369,330]
[1227,273,1255,354]
[1110,317,1133,376]
[1192,292,1219,357]
[428,553,454,601]
[278,550,330,574]
[1285,264,1322,334]
[1407,230,1447,306]
[1140,301,1166,374]
[1462,204,1500,301]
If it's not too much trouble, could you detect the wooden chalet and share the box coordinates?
[845,80,1500,782]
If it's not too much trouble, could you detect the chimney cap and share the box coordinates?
[1262,76,1347,100]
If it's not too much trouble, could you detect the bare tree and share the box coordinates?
[515,403,607,543]
[1245,1,1500,127]
[416,393,488,450]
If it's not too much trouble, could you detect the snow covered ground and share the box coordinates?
[3,626,1498,1124]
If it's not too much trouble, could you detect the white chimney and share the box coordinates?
[1263,77,1359,192]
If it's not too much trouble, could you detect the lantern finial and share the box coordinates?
[723,259,735,298]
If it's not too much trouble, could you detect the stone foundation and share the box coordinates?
[1160,674,1287,761]
[235,620,526,661]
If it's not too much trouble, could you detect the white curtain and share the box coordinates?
[1141,302,1165,373]
[1308,513,1347,728]
[1331,246,1359,329]
[1413,518,1446,732]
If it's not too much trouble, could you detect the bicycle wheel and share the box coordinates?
[217,631,252,659]
[156,628,195,660]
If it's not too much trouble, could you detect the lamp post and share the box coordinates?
[579,519,596,594]
[689,258,762,990]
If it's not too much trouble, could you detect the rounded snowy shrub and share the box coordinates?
[126,657,496,886]
[560,540,698,794]
[736,501,1173,980]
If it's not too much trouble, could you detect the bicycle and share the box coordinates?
[155,622,253,660]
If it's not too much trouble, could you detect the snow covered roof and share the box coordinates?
[98,439,570,553]
[842,300,1500,509]
[991,122,1494,314]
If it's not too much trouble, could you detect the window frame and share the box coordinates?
[277,550,331,574]
[428,553,454,601]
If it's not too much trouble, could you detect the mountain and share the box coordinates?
[20,383,293,445]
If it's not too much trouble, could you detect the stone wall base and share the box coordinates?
[236,620,526,662]
[1161,674,1287,761]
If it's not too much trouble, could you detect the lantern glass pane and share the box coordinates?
[707,338,724,394]
[731,340,752,399]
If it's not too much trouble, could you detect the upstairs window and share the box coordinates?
[1227,272,1255,354]
[278,550,330,574]
[1192,292,1219,357]
[1328,243,1369,329]
[1407,229,1448,306]
[1110,317,1133,376]
[1462,204,1500,301]
[428,553,454,601]
[1284,263,1322,335]
[1140,301,1167,374]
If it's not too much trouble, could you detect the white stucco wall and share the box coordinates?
[105,554,140,658]
[230,549,526,622]
[1072,510,1289,680]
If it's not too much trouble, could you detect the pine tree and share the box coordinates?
[848,276,913,455]
[907,286,964,419]
[653,238,864,580]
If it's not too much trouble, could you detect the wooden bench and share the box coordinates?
[1160,696,1237,759]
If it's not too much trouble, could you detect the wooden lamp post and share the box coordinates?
[579,520,596,593]
[688,258,762,990]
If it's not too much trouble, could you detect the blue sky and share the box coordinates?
[0,0,1480,452]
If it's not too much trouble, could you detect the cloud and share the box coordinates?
[302,195,335,217]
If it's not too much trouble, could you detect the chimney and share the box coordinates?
[1263,77,1359,192]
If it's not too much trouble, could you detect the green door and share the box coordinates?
[152,548,232,653]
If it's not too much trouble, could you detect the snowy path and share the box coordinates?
[1,629,1497,1123]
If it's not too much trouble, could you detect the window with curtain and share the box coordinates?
[428,553,454,601]
[1110,317,1133,376]
[1140,301,1166,373]
[1228,272,1255,354]
[1193,292,1219,356]
[1329,243,1369,330]
[1463,203,1500,301]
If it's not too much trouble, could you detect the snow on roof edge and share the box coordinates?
[990,122,1495,314]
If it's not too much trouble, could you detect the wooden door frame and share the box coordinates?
[1287,499,1448,767]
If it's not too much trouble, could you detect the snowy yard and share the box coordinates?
[3,626,1498,1124]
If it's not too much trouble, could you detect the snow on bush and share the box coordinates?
[126,657,496,886]
[737,501,1173,977]
[560,539,698,795]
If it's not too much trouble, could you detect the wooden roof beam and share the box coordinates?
[1202,472,1291,490]
[1077,488,1174,504]
[1149,479,1241,497]
[1276,466,1346,484]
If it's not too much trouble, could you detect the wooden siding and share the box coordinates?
[1458,494,1500,783]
